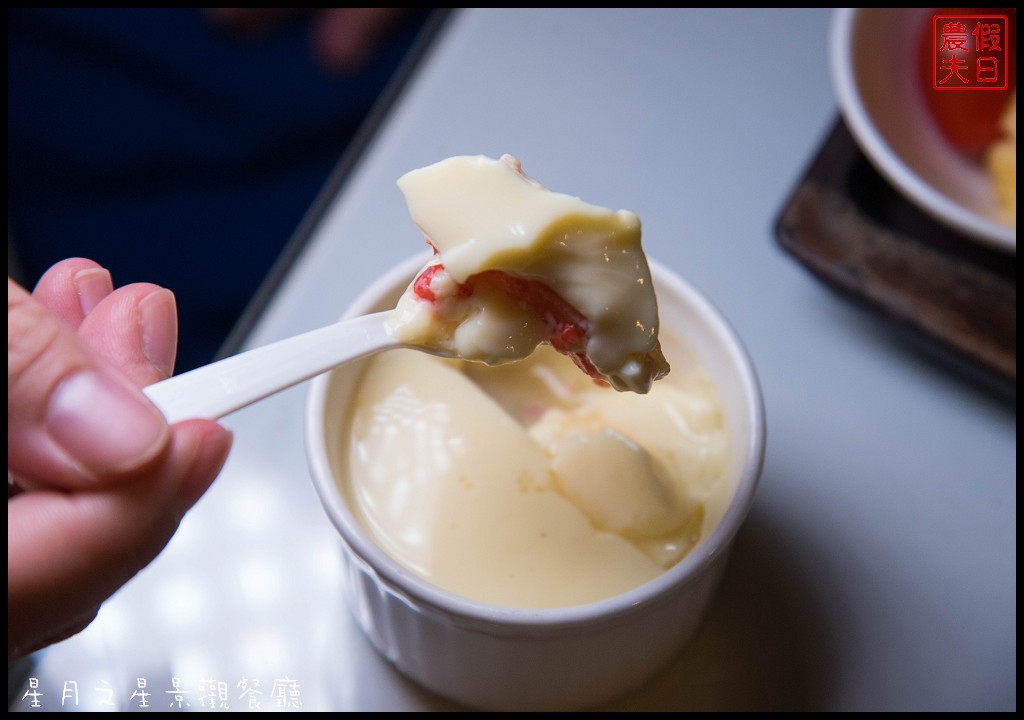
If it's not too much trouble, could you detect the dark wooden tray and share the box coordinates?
[774,116,1016,404]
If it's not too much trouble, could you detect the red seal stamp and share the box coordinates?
[932,14,1009,90]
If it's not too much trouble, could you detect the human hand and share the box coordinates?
[8,258,233,659]
[204,7,415,75]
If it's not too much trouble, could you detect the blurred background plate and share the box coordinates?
[829,7,1016,253]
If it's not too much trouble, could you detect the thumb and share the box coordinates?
[8,278,171,489]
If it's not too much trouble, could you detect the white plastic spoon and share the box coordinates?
[143,311,410,424]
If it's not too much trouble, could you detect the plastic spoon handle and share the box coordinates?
[144,311,400,424]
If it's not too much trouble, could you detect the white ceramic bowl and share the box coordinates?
[830,7,1016,253]
[305,253,766,710]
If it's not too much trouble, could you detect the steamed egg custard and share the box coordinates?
[338,155,731,609]
[341,337,730,609]
[386,154,670,394]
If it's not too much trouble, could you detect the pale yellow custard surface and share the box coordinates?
[386,154,670,394]
[337,329,731,609]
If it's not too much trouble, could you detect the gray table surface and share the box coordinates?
[12,9,1015,712]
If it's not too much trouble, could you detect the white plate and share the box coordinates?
[830,7,1016,253]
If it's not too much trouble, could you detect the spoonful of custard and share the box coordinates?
[144,154,669,423]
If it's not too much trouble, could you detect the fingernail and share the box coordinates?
[47,371,169,476]
[73,268,113,315]
[139,289,177,378]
